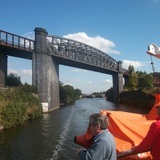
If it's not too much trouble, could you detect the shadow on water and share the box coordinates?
[0,98,149,160]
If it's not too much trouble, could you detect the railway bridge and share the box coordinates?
[0,28,129,112]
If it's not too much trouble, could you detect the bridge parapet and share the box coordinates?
[46,35,118,72]
[0,30,34,52]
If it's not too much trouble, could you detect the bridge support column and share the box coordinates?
[33,28,59,112]
[113,61,123,103]
[0,54,7,87]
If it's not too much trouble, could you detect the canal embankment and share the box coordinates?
[0,87,156,131]
[0,85,42,130]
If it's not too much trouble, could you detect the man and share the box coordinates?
[77,113,116,160]
[117,105,160,160]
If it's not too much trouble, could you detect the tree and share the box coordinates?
[128,65,135,74]
[136,71,153,90]
[6,73,22,86]
[59,81,65,102]
[105,87,114,102]
[126,65,138,91]
[63,85,75,104]
[127,73,138,91]
[74,89,82,99]
[59,82,82,104]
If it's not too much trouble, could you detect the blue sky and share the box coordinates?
[1,0,160,94]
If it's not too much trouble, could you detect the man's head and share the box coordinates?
[88,113,108,136]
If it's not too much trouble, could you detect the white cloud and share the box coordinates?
[64,82,73,86]
[21,69,32,77]
[8,69,18,75]
[22,32,34,40]
[101,79,112,84]
[63,32,120,54]
[122,60,147,70]
[88,81,93,85]
[8,69,32,77]
[70,69,88,73]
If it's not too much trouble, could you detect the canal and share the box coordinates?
[0,98,148,160]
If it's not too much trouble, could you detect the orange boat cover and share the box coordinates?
[74,94,160,159]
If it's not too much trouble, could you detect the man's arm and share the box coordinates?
[117,149,136,158]
[134,123,156,152]
[77,148,87,160]
[117,148,151,158]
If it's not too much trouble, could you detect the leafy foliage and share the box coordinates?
[136,71,153,90]
[6,73,22,86]
[119,90,154,110]
[128,65,135,74]
[2,102,26,128]
[74,89,82,99]
[126,66,157,92]
[105,87,114,102]
[0,85,42,129]
[106,65,158,110]
[59,82,82,104]
[127,73,138,91]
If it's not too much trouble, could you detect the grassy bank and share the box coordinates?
[0,85,42,130]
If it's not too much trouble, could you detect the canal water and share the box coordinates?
[0,98,148,160]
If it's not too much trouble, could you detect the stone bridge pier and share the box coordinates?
[33,28,59,112]
[0,54,7,87]
[113,61,124,103]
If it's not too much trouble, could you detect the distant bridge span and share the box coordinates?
[0,28,129,112]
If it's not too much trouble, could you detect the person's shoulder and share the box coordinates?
[103,130,115,140]
[150,120,160,130]
[154,119,160,126]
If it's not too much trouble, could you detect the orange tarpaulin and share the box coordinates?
[74,94,160,159]
[100,110,153,159]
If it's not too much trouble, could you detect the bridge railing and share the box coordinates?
[0,30,34,51]
[46,35,118,71]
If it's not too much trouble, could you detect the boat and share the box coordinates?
[74,94,160,159]
[74,44,160,159]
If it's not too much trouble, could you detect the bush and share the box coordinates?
[2,102,26,128]
[0,85,42,129]
[119,90,155,110]
[105,88,114,102]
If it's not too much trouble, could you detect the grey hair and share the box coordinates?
[89,113,108,130]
